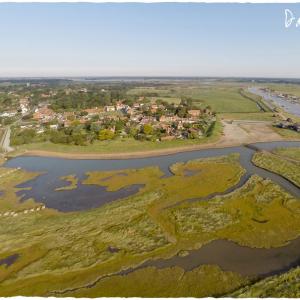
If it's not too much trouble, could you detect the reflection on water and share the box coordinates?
[118,238,300,279]
[16,178,144,212]
[0,254,19,268]
[3,141,300,279]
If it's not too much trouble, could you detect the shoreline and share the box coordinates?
[10,138,300,160]
[6,120,300,160]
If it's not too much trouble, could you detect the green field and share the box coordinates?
[1,153,300,296]
[253,149,300,187]
[220,112,277,122]
[67,265,248,298]
[127,84,262,113]
[231,266,300,297]
[274,147,300,161]
[273,126,300,139]
[190,87,260,113]
[148,96,181,104]
[266,83,300,98]
[126,86,176,96]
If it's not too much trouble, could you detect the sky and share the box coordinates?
[0,3,300,78]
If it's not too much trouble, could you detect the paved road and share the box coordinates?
[0,126,14,153]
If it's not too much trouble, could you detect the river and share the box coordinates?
[4,141,300,212]
[249,87,300,117]
[3,140,300,280]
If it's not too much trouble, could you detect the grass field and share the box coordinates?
[274,147,300,161]
[178,86,262,113]
[126,86,176,97]
[67,265,248,298]
[0,166,42,213]
[1,152,300,296]
[231,266,300,297]
[266,83,300,98]
[273,126,300,139]
[148,96,181,104]
[253,150,300,187]
[127,84,262,113]
[220,112,277,122]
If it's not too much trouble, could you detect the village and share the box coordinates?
[2,90,216,146]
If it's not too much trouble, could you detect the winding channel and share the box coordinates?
[5,141,300,211]
[3,140,300,292]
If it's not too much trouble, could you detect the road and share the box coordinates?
[0,126,14,153]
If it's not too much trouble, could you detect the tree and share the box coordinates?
[115,120,125,132]
[142,124,153,135]
[80,111,88,116]
[176,106,188,118]
[98,129,115,141]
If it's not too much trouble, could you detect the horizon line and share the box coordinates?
[1,75,300,80]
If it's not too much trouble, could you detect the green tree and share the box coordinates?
[142,124,153,135]
[98,129,115,141]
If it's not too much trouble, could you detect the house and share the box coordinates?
[133,103,141,109]
[0,111,17,118]
[150,104,159,113]
[140,116,156,125]
[19,97,29,115]
[84,108,102,116]
[130,114,143,122]
[36,128,45,134]
[49,124,58,130]
[159,115,179,123]
[33,107,56,123]
[188,110,201,118]
[104,105,116,112]
[115,102,128,112]
[63,111,75,119]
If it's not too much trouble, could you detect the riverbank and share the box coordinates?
[8,120,298,160]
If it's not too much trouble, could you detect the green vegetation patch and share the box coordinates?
[181,86,260,113]
[231,266,300,297]
[266,83,300,98]
[274,147,300,161]
[0,166,42,213]
[273,126,300,139]
[169,175,300,248]
[55,175,78,191]
[253,151,300,187]
[0,154,244,296]
[66,264,248,297]
[2,154,300,296]
[220,112,277,122]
